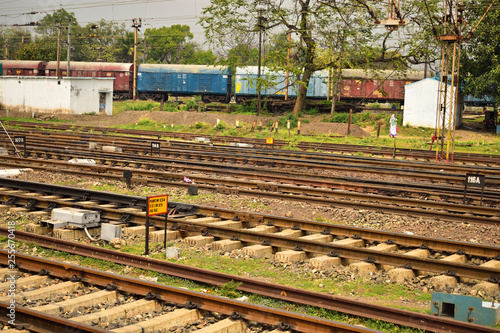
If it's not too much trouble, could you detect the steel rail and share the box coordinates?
[3,143,478,186]
[0,250,379,333]
[7,135,500,180]
[5,121,500,166]
[2,157,500,224]
[1,190,499,283]
[0,178,499,259]
[2,156,499,205]
[0,231,498,333]
[0,301,110,333]
[3,128,500,181]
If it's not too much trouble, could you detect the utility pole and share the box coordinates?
[285,31,291,101]
[66,23,71,77]
[256,8,265,116]
[132,18,142,101]
[56,24,62,77]
[95,47,103,62]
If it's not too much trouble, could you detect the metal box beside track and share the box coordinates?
[49,207,100,228]
[431,292,500,327]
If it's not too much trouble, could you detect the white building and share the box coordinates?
[0,77,114,115]
[404,77,463,128]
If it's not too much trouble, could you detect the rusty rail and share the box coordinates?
[1,230,498,333]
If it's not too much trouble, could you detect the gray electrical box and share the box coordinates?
[44,207,101,229]
[101,223,122,241]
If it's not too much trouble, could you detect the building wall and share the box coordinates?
[404,78,462,128]
[0,77,113,115]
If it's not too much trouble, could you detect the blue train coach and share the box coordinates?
[234,66,328,102]
[137,64,232,102]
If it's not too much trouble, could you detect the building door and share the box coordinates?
[99,93,106,114]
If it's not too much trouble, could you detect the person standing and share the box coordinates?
[389,114,398,138]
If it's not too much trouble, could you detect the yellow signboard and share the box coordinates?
[147,195,168,216]
[266,137,274,145]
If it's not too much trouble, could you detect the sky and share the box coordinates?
[0,0,213,45]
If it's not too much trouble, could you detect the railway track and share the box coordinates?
[3,121,500,166]
[2,156,500,226]
[3,153,500,208]
[1,231,499,333]
[3,127,500,186]
[1,121,499,331]
[0,250,378,333]
[0,179,498,287]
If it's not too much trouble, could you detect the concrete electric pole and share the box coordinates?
[132,18,142,101]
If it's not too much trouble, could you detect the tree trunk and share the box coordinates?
[292,68,313,116]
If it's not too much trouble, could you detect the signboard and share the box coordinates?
[14,136,25,145]
[147,195,168,216]
[466,173,485,188]
[266,137,274,145]
[151,141,161,154]
[14,136,26,157]
[463,173,485,205]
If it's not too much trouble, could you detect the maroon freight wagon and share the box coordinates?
[1,60,46,76]
[45,61,133,99]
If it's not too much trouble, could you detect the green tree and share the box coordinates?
[144,25,194,63]
[0,27,32,59]
[35,8,77,37]
[13,42,57,61]
[115,31,135,63]
[460,0,500,102]
[11,9,78,61]
[178,44,217,65]
[72,20,127,62]
[200,0,439,115]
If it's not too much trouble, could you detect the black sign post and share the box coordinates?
[151,141,160,155]
[14,136,26,158]
[463,173,485,205]
[123,170,132,189]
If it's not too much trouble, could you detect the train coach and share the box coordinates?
[234,67,328,102]
[235,66,426,104]
[44,61,133,100]
[137,64,232,103]
[1,59,429,106]
[1,60,133,100]
[1,60,46,76]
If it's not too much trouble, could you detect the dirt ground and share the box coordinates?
[1,110,371,138]
[3,108,496,140]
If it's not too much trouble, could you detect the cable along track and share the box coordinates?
[0,179,498,287]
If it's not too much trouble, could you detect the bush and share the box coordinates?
[303,107,321,116]
[214,121,227,131]
[277,113,299,128]
[185,99,198,110]
[194,122,210,129]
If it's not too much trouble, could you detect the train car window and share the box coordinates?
[389,80,394,86]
